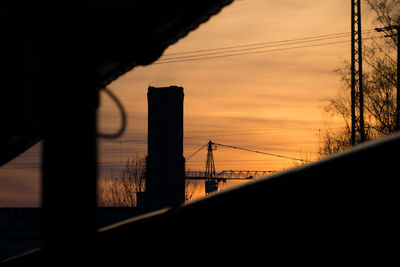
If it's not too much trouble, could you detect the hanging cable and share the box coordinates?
[211,141,312,163]
[97,87,127,139]
[160,35,353,61]
[155,35,383,65]
[161,29,376,57]
[186,143,208,161]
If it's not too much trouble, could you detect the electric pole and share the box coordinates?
[375,25,400,131]
[398,27,400,131]
[351,0,366,145]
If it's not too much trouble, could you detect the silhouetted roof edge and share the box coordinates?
[97,0,234,89]
[0,1,233,167]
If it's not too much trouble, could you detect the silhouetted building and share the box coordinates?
[138,86,185,208]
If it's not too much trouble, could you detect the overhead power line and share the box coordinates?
[161,30,376,57]
[161,35,353,61]
[158,40,351,63]
[155,31,382,65]
[155,36,383,65]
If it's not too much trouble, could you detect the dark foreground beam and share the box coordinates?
[37,6,97,264]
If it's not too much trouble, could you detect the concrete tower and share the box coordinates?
[138,86,185,208]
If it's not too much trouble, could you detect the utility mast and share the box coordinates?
[351,0,366,145]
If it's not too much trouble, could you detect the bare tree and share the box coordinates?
[319,0,399,157]
[98,154,146,207]
[98,154,197,206]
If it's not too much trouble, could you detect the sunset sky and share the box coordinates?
[0,0,379,206]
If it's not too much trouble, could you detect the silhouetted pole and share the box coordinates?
[375,25,400,131]
[351,0,365,145]
[358,0,365,143]
[351,0,356,145]
[396,27,400,131]
[37,6,97,263]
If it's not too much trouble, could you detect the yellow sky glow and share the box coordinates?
[1,0,377,205]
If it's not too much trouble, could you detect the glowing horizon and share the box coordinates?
[0,0,373,206]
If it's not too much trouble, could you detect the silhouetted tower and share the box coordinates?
[205,140,218,194]
[138,86,185,208]
[351,0,366,145]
